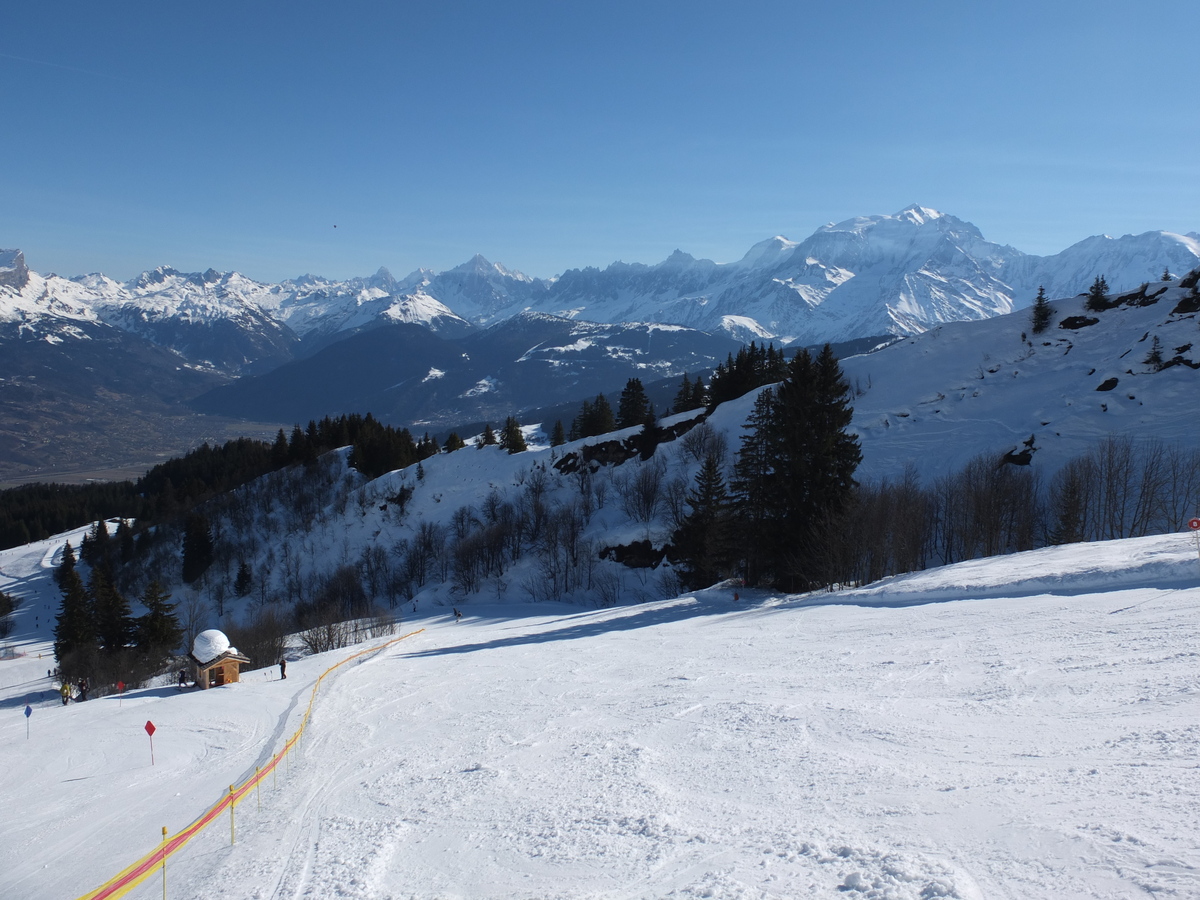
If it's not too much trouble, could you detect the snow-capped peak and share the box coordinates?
[895,204,944,226]
[734,235,799,270]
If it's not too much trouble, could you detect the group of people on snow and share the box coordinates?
[59,676,89,704]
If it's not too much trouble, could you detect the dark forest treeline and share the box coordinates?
[0,413,447,551]
[671,429,1200,594]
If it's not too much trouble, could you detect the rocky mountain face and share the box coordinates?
[190,314,743,428]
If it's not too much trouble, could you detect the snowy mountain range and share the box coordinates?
[1,208,1197,480]
[3,206,1197,373]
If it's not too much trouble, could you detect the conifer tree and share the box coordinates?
[589,394,615,435]
[234,561,253,597]
[91,565,135,653]
[673,454,735,590]
[55,541,77,590]
[499,416,528,453]
[116,519,136,563]
[730,388,780,585]
[443,432,466,452]
[479,423,498,447]
[570,400,592,441]
[617,378,651,429]
[181,513,214,584]
[54,564,96,680]
[136,581,183,667]
[1085,275,1110,312]
[550,420,566,447]
[417,432,440,458]
[271,428,290,467]
[287,424,309,463]
[1144,335,1164,370]
[730,345,860,590]
[1162,267,1172,282]
[673,374,695,413]
[1030,286,1052,334]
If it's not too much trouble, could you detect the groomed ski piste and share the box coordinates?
[2,525,1198,899]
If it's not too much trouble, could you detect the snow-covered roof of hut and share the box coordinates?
[192,629,232,665]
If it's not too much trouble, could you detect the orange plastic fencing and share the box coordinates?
[75,628,424,900]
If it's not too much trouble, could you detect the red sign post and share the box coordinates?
[1188,518,1200,530]
[117,680,125,707]
[145,720,156,766]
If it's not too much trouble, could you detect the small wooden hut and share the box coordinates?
[190,629,252,690]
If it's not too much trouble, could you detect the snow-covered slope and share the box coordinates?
[843,273,1200,480]
[2,525,1198,899]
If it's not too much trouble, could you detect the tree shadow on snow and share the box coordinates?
[397,593,741,659]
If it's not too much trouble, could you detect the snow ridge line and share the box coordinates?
[72,628,425,900]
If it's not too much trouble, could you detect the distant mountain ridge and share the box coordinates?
[2,206,1196,376]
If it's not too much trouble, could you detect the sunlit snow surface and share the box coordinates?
[2,529,1198,899]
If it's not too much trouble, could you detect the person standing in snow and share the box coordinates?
[177,669,187,690]
[279,658,287,680]
[77,677,89,702]
[60,681,71,705]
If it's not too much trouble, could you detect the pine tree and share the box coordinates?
[91,565,135,653]
[1162,267,1173,282]
[550,420,566,447]
[82,519,111,567]
[181,513,214,584]
[570,400,591,441]
[589,394,615,435]
[271,428,290,467]
[499,416,528,453]
[1030,286,1052,334]
[136,581,183,667]
[1144,335,1164,370]
[479,423,498,447]
[116,519,136,563]
[287,424,309,463]
[443,432,466,452]
[673,374,695,414]
[729,346,860,590]
[54,565,96,680]
[1085,275,1110,312]
[673,454,735,590]
[55,541,77,590]
[730,388,781,586]
[234,561,253,597]
[617,378,651,429]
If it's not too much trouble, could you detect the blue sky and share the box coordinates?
[2,1,1197,282]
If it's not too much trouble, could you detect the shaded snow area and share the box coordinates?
[2,531,1199,898]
